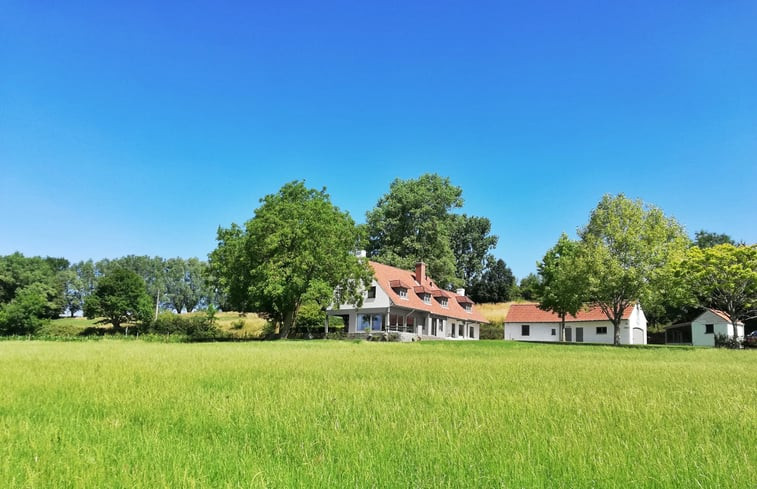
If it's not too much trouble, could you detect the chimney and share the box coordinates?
[456,288,466,297]
[415,262,426,284]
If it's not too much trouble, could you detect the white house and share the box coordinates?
[504,303,647,345]
[327,261,486,339]
[664,308,744,347]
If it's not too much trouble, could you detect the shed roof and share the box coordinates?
[505,303,634,323]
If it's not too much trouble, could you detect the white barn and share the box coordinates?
[664,308,744,347]
[504,303,647,345]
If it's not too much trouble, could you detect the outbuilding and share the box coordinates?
[504,303,647,345]
[664,308,744,346]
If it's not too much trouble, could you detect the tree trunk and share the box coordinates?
[280,310,294,339]
[560,314,566,342]
[613,320,621,346]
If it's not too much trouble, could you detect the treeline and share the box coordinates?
[0,253,215,335]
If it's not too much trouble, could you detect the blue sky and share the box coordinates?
[1,1,756,280]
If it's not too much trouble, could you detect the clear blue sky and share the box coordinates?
[2,1,756,280]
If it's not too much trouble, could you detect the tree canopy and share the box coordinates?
[469,258,515,303]
[365,173,497,290]
[83,267,153,329]
[676,244,757,328]
[209,181,373,338]
[693,230,737,249]
[536,233,587,342]
[579,194,690,344]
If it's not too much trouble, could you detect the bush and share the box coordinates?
[479,322,504,340]
[714,333,742,349]
[150,312,222,340]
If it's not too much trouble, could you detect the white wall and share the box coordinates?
[691,310,743,347]
[505,320,631,345]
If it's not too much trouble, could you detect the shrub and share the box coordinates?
[150,312,222,340]
[714,333,742,349]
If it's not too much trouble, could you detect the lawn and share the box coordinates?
[0,340,755,488]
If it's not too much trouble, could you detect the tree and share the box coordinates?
[0,253,67,319]
[694,230,736,249]
[451,215,499,289]
[677,244,757,334]
[0,283,56,335]
[469,257,515,303]
[536,233,587,342]
[164,257,209,313]
[579,194,689,345]
[518,273,541,301]
[209,181,373,338]
[83,267,153,330]
[365,174,464,289]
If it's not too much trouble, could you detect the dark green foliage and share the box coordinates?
[0,284,54,334]
[518,273,541,301]
[694,230,736,249]
[469,258,515,303]
[451,215,498,288]
[84,268,153,329]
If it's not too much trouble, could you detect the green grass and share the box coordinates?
[0,341,755,488]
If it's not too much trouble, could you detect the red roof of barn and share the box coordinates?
[505,303,634,323]
[369,261,486,323]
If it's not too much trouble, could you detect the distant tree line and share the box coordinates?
[0,253,216,335]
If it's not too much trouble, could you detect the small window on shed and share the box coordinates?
[367,286,376,299]
[705,324,714,334]
[522,325,530,336]
[551,329,556,336]
[597,327,607,335]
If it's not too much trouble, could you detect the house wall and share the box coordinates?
[504,319,633,344]
[691,310,743,346]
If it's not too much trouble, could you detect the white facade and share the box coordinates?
[504,305,647,345]
[329,278,481,339]
[690,309,744,347]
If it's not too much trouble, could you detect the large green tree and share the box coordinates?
[579,194,689,345]
[209,181,373,338]
[164,257,209,313]
[451,214,499,288]
[469,257,515,303]
[677,244,757,332]
[83,267,153,330]
[536,233,587,342]
[366,173,497,289]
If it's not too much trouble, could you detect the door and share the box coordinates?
[576,327,584,343]
[565,328,572,342]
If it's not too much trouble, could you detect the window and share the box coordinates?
[366,286,376,299]
[469,326,474,338]
[459,324,464,337]
[389,314,402,327]
[551,329,556,336]
[422,293,431,304]
[439,297,448,308]
[398,288,408,299]
[358,314,383,331]
[705,324,714,334]
[522,325,530,336]
[597,327,607,335]
[464,303,472,312]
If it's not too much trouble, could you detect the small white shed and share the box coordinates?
[665,308,744,347]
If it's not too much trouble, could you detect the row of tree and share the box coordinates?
[533,195,756,345]
[0,254,214,334]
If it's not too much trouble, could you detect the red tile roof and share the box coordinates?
[369,261,486,323]
[505,303,634,323]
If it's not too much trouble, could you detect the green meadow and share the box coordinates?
[1,340,755,488]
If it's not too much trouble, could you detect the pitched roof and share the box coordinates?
[504,303,634,323]
[369,261,486,323]
[708,308,732,322]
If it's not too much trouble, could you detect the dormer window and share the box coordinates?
[464,303,472,312]
[398,288,408,299]
[439,297,448,308]
[422,293,431,304]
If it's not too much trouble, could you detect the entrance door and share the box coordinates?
[565,328,572,342]
[576,327,584,343]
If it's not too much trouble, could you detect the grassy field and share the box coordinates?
[1,340,755,488]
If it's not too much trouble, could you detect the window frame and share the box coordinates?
[521,324,530,336]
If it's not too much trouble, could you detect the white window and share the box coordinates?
[423,293,431,304]
[439,297,448,308]
[398,288,408,299]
